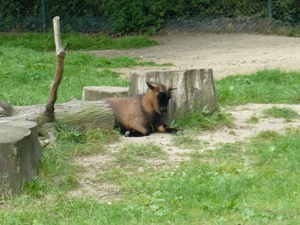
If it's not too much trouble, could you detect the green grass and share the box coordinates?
[171,133,202,150]
[246,115,259,124]
[114,142,166,166]
[262,106,299,121]
[175,108,235,131]
[3,33,300,224]
[0,43,166,106]
[0,32,158,51]
[20,126,121,198]
[4,129,300,224]
[216,69,300,106]
[54,123,120,156]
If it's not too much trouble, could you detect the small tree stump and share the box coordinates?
[129,69,219,120]
[0,121,41,196]
[82,86,129,101]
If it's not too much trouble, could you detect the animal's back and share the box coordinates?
[103,95,149,131]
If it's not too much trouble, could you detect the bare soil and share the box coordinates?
[72,33,300,201]
[91,33,300,80]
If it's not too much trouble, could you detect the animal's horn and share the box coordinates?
[148,81,158,85]
[148,81,163,92]
[168,80,177,91]
[158,83,164,92]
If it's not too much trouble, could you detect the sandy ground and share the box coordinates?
[73,33,300,200]
[91,33,300,80]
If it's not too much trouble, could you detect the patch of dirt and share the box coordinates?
[91,33,300,80]
[73,33,300,201]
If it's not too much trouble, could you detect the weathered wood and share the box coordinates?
[0,100,115,135]
[129,69,219,120]
[54,100,114,131]
[83,86,129,101]
[0,99,15,117]
[0,121,41,196]
[44,16,66,122]
[3,121,42,174]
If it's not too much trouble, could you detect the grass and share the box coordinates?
[3,33,300,224]
[0,32,159,51]
[216,69,300,106]
[4,128,300,224]
[114,142,166,166]
[262,106,299,121]
[54,123,120,156]
[0,34,165,106]
[171,133,202,150]
[175,107,235,131]
[246,115,259,124]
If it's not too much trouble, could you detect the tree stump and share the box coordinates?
[0,121,41,196]
[129,69,219,120]
[82,86,129,101]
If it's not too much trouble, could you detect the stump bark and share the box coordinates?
[0,121,41,196]
[129,69,219,120]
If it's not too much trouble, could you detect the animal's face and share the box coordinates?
[157,91,171,117]
[146,81,176,117]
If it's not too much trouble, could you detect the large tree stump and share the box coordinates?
[129,69,219,120]
[0,121,41,196]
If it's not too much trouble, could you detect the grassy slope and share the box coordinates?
[0,33,160,105]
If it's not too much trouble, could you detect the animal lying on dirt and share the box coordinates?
[103,81,178,137]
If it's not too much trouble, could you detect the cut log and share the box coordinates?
[2,120,42,174]
[129,69,219,120]
[0,100,115,136]
[83,86,129,101]
[0,121,41,196]
[54,100,114,131]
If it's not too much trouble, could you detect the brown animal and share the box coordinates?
[103,81,177,137]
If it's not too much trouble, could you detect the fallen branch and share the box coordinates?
[0,99,15,117]
[44,16,66,122]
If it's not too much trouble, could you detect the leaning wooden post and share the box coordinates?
[44,16,65,122]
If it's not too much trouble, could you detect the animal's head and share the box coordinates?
[146,81,176,117]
